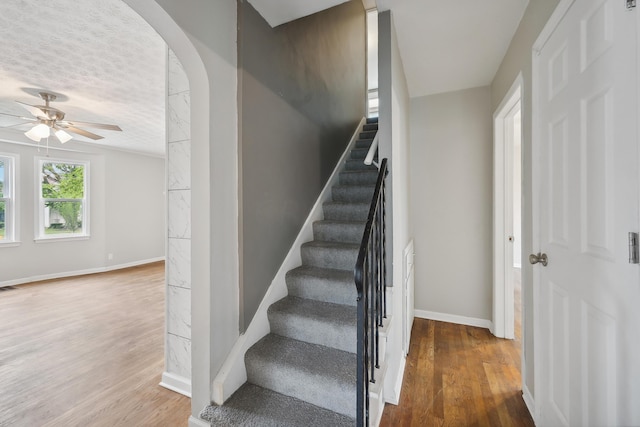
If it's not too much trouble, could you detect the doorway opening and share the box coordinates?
[493,75,523,341]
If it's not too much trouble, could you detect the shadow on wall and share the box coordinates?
[238,0,367,330]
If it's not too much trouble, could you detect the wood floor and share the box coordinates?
[0,262,191,427]
[1,263,529,426]
[380,270,532,427]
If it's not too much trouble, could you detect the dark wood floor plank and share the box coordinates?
[0,262,191,427]
[381,277,533,427]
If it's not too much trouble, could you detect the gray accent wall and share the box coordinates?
[238,0,366,330]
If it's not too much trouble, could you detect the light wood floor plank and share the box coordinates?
[0,262,191,427]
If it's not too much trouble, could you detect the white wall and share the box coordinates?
[378,9,412,404]
[410,86,493,323]
[0,137,165,286]
[490,0,561,399]
[126,1,240,421]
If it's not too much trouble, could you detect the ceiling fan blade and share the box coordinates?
[0,112,37,121]
[64,126,104,140]
[59,120,122,131]
[3,121,35,129]
[16,101,46,118]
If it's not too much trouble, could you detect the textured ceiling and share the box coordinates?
[0,0,167,156]
[377,0,529,97]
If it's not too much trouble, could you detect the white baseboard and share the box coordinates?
[188,415,210,427]
[414,309,493,330]
[523,383,536,423]
[212,118,366,405]
[0,257,165,288]
[160,371,191,397]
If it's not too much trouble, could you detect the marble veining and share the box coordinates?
[168,91,190,143]
[168,190,191,239]
[168,50,189,96]
[168,238,191,289]
[167,333,191,379]
[167,285,191,339]
[168,140,191,190]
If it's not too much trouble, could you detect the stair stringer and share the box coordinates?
[212,117,366,405]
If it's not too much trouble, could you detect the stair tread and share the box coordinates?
[269,296,356,327]
[287,265,355,282]
[201,383,354,427]
[314,219,366,226]
[246,334,356,386]
[301,240,360,250]
[286,266,357,307]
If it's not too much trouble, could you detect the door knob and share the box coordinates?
[529,252,548,266]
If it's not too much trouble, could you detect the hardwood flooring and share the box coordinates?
[380,270,532,427]
[0,262,191,427]
[1,263,529,426]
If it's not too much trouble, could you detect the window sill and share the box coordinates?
[0,241,21,248]
[34,235,90,244]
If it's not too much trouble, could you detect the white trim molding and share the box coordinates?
[188,416,210,427]
[160,371,192,397]
[492,73,523,340]
[0,257,165,288]
[414,309,493,330]
[523,383,536,423]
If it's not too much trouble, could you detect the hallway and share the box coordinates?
[381,270,530,426]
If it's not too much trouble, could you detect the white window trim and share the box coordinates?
[35,157,90,241]
[0,153,19,246]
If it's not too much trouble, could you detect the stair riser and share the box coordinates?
[359,131,376,139]
[245,356,356,418]
[344,159,377,171]
[355,139,373,149]
[313,221,365,244]
[322,204,369,222]
[366,117,378,124]
[286,273,357,306]
[350,149,368,160]
[362,124,378,132]
[332,186,375,203]
[339,171,378,186]
[268,310,356,353]
[301,245,358,270]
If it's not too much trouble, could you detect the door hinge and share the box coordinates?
[627,0,636,10]
[629,232,639,263]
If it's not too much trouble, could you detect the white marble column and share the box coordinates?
[161,48,192,396]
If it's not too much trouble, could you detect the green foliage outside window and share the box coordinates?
[42,163,85,233]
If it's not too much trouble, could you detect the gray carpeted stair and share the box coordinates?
[202,117,378,425]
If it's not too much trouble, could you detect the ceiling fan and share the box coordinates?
[0,91,122,144]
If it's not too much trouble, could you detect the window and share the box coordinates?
[37,159,89,240]
[0,154,17,244]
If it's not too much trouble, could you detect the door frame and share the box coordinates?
[493,73,522,340]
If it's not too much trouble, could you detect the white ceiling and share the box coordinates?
[248,0,351,27]
[0,0,167,156]
[377,0,529,97]
[0,0,528,156]
[251,0,529,98]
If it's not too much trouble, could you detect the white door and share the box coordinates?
[534,0,640,426]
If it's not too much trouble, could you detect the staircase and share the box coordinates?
[201,118,380,426]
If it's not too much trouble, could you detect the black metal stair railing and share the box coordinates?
[354,157,388,426]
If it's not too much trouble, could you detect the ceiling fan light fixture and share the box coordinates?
[25,123,50,141]
[55,129,72,143]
